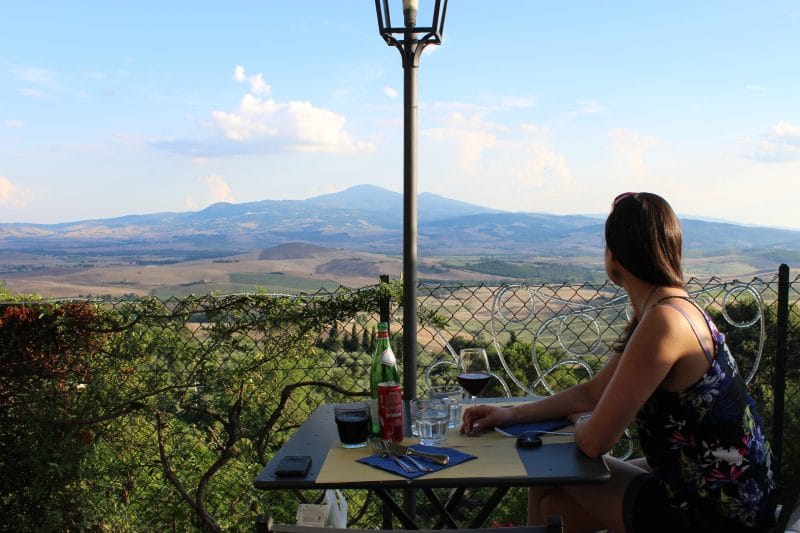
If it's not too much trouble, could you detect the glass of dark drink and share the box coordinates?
[334,403,370,448]
[457,348,491,407]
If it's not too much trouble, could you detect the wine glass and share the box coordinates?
[457,348,491,407]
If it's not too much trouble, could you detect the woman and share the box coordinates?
[460,192,777,532]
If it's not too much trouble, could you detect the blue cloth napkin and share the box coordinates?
[357,444,476,479]
[494,418,571,437]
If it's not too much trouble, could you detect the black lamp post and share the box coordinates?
[374,0,448,403]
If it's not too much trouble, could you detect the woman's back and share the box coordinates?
[636,296,777,528]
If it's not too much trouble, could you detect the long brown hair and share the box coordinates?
[606,192,684,352]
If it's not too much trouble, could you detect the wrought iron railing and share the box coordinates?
[0,269,797,530]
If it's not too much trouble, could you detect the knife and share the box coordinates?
[384,440,450,465]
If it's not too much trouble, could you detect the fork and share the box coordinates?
[380,440,432,472]
[383,440,450,465]
[369,439,416,473]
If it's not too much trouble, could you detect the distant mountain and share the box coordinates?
[681,219,800,251]
[1,185,800,268]
[306,185,501,222]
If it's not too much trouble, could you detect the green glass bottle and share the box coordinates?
[369,322,400,435]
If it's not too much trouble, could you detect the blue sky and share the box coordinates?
[1,1,799,228]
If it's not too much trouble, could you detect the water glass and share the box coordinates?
[411,398,449,446]
[428,385,463,428]
[334,403,370,448]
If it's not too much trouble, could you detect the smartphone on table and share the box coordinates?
[274,455,312,477]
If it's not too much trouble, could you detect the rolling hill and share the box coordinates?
[1,184,799,296]
[3,184,798,260]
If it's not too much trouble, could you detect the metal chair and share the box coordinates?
[260,515,564,532]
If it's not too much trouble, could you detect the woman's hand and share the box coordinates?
[459,404,513,434]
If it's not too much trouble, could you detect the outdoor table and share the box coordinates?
[253,397,610,529]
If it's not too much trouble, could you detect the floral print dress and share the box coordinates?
[635,296,777,528]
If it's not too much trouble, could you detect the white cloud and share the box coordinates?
[0,176,29,208]
[4,119,26,128]
[157,65,376,159]
[510,142,573,190]
[232,65,271,96]
[420,109,576,211]
[383,86,399,98]
[185,174,235,210]
[18,87,50,99]
[152,65,374,156]
[424,112,503,170]
[562,100,609,120]
[771,121,800,138]
[203,174,235,202]
[3,60,83,100]
[745,84,767,92]
[519,123,552,138]
[607,128,657,148]
[307,184,348,198]
[7,63,57,85]
[428,101,493,116]
[430,95,537,117]
[498,96,537,109]
[83,70,109,81]
[212,91,374,154]
[248,73,270,96]
[607,128,658,181]
[473,93,537,110]
[743,120,800,162]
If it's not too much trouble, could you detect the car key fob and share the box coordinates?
[516,433,542,448]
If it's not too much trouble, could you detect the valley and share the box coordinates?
[2,185,798,298]
[0,242,784,299]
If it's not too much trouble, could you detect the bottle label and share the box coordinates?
[380,348,396,365]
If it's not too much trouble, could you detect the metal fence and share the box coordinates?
[1,267,798,531]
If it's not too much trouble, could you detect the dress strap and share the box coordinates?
[653,295,715,363]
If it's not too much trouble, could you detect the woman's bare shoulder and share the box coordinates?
[635,298,713,390]
[625,301,706,364]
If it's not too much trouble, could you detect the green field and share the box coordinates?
[146,273,344,298]
[227,272,342,292]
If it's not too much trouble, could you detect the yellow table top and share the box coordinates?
[316,424,575,484]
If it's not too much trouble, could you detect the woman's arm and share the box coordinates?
[460,351,622,433]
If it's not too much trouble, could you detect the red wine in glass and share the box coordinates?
[459,348,491,407]
[457,372,491,397]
